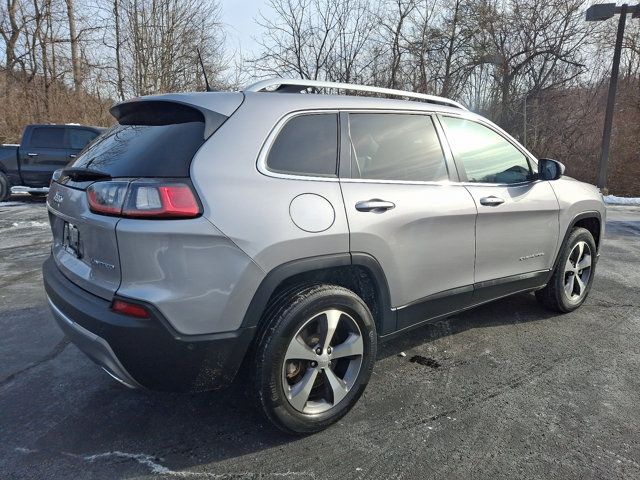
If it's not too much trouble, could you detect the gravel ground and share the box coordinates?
[1,195,639,480]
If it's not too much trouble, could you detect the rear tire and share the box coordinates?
[0,172,10,202]
[253,284,377,434]
[536,227,596,312]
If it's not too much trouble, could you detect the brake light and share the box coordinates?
[111,299,150,319]
[123,183,200,217]
[87,180,201,219]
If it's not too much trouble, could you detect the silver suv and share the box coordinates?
[43,79,605,434]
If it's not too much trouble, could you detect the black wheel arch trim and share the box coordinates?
[240,252,396,335]
[549,210,602,280]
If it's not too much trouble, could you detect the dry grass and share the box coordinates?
[0,71,114,144]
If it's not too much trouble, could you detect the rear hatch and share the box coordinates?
[47,94,243,299]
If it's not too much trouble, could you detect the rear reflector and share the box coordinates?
[111,299,150,319]
[87,179,201,219]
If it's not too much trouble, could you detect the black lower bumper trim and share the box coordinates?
[43,256,256,392]
[48,296,143,389]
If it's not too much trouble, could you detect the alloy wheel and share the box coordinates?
[563,240,592,303]
[282,309,364,414]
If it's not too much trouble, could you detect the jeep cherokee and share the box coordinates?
[43,78,605,434]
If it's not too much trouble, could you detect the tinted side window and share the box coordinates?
[441,117,533,184]
[68,128,99,150]
[28,127,66,149]
[267,114,338,176]
[348,114,448,182]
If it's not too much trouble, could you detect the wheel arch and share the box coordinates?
[240,253,396,336]
[552,211,602,273]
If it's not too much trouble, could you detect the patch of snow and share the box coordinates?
[15,447,37,454]
[72,450,313,478]
[11,186,48,193]
[0,201,29,207]
[604,195,640,206]
[10,221,49,229]
[83,452,172,475]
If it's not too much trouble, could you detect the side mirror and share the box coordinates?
[538,158,565,181]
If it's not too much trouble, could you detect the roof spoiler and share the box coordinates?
[110,92,244,139]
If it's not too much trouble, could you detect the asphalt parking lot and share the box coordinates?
[1,195,639,480]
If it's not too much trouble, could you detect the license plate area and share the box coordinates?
[63,222,82,259]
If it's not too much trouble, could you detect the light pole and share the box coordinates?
[586,3,639,192]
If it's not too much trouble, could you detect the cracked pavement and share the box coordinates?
[1,195,639,479]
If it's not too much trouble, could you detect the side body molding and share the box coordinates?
[240,211,602,340]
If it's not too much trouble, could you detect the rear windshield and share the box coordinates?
[69,102,227,177]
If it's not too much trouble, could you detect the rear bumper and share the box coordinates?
[43,256,256,392]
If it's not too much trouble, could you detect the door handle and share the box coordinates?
[355,199,396,213]
[69,154,77,159]
[27,152,38,157]
[479,196,505,206]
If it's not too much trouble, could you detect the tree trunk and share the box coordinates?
[113,0,125,100]
[65,0,82,92]
[3,0,21,75]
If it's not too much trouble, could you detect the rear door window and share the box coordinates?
[67,128,99,150]
[28,127,66,149]
[348,113,448,182]
[266,114,338,177]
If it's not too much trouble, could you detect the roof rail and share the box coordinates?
[243,78,467,110]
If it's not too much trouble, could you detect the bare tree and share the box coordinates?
[379,0,416,89]
[114,0,226,96]
[252,0,376,83]
[1,0,23,75]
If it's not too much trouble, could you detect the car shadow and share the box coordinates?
[39,291,564,471]
[377,291,558,359]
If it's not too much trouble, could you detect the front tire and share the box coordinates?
[253,284,377,434]
[536,227,596,312]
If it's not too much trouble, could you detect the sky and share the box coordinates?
[222,0,269,58]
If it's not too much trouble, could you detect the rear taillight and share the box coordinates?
[87,179,201,219]
[87,181,129,215]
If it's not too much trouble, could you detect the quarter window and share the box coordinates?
[348,114,448,182]
[441,117,533,184]
[67,128,99,150]
[266,114,338,176]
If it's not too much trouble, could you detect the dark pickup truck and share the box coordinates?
[0,124,104,201]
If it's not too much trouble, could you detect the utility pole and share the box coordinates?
[586,3,640,192]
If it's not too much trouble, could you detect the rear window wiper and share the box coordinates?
[61,168,112,182]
